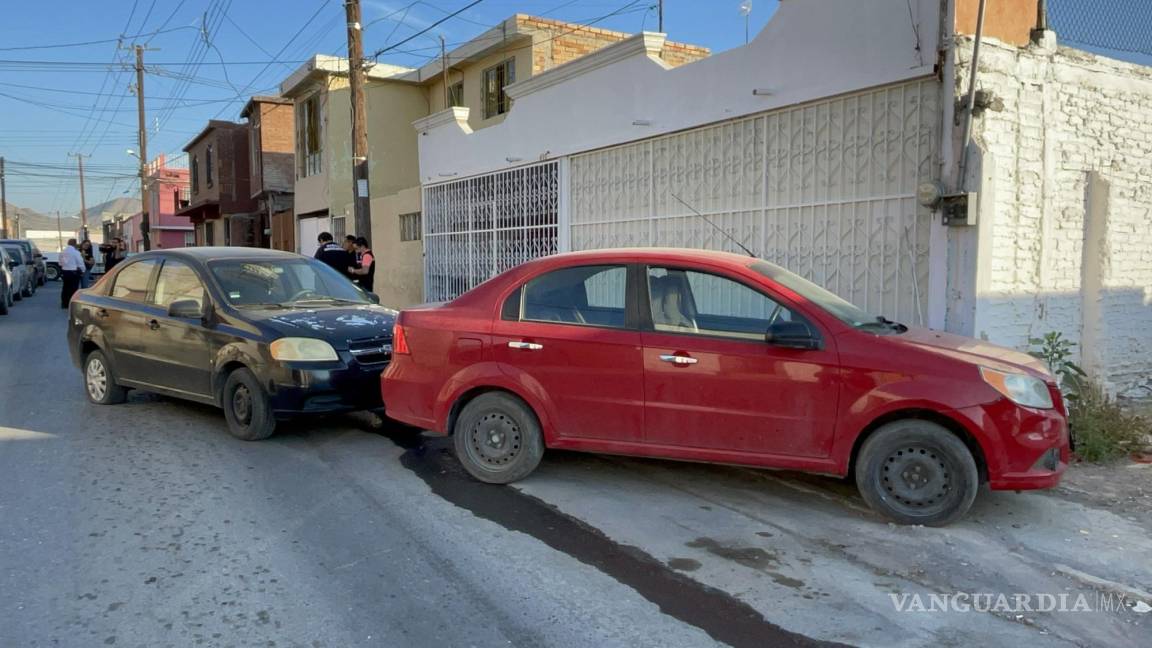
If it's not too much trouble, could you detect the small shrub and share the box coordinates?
[1029,331,1150,462]
[1067,383,1151,462]
[1028,331,1086,402]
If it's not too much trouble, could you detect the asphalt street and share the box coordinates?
[1,284,1149,648]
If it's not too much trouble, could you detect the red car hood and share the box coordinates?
[893,327,1052,378]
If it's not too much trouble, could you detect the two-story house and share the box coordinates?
[177,120,260,247]
[278,15,707,306]
[240,96,296,251]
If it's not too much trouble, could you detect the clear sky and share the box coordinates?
[0,0,778,216]
[0,1,1145,217]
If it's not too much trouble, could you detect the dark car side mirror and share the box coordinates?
[765,320,821,350]
[366,291,380,304]
[168,299,206,319]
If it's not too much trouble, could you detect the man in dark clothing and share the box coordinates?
[346,237,375,293]
[314,232,354,279]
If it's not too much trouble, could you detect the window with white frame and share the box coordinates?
[331,215,347,240]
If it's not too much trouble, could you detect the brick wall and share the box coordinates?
[516,15,708,74]
[962,37,1152,396]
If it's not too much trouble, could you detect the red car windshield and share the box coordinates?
[749,260,889,329]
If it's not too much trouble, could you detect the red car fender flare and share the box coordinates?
[433,362,561,443]
[831,394,1001,477]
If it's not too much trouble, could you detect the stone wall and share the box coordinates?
[962,36,1152,396]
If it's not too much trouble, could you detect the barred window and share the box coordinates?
[448,81,464,108]
[400,212,422,242]
[482,58,515,119]
[331,215,347,240]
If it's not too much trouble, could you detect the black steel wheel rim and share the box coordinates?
[468,411,522,469]
[880,445,954,515]
[232,385,253,426]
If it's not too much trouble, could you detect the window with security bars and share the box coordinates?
[297,93,323,177]
[482,59,515,119]
[399,212,422,241]
[448,82,464,108]
[331,215,347,240]
[423,161,559,302]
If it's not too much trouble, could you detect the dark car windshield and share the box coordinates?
[208,258,370,308]
[750,260,901,331]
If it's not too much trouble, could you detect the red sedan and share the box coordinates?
[382,249,1069,526]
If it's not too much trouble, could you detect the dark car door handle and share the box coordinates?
[95,308,108,319]
[148,319,161,330]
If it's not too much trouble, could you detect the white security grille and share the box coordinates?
[423,161,559,301]
[570,79,939,324]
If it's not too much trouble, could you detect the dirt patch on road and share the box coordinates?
[1050,460,1152,521]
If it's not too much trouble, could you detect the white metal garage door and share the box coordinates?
[569,78,939,324]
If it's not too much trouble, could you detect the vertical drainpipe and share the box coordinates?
[928,0,958,331]
[956,0,988,191]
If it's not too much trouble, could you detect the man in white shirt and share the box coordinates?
[59,238,85,309]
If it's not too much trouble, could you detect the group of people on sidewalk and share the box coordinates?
[314,232,376,293]
[58,237,128,309]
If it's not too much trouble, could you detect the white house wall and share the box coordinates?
[416,0,940,183]
[962,39,1152,397]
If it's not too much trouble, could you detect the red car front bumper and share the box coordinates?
[956,396,1070,491]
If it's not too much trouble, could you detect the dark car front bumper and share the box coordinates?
[267,352,389,417]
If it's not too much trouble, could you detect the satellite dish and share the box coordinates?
[739,0,753,17]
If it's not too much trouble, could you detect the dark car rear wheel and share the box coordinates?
[0,283,9,315]
[453,392,544,484]
[46,265,60,282]
[222,368,277,441]
[84,349,128,405]
[855,420,980,527]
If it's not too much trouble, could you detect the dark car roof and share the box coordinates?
[129,247,305,263]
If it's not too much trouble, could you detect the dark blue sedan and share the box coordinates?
[67,247,395,440]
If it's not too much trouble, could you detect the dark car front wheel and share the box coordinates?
[855,420,980,527]
[84,350,128,405]
[222,368,277,441]
[453,392,544,484]
[46,265,60,281]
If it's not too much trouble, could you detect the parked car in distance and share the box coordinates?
[0,239,45,287]
[0,243,35,299]
[0,246,15,315]
[382,248,1070,526]
[68,247,396,440]
[43,252,61,281]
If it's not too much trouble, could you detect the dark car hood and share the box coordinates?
[248,304,397,348]
[890,327,1051,377]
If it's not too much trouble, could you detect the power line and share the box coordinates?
[371,0,487,60]
[0,26,200,52]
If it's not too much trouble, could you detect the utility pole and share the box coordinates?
[69,153,89,241]
[56,210,63,250]
[134,45,153,251]
[346,0,373,245]
[658,0,663,32]
[440,35,449,108]
[0,156,7,239]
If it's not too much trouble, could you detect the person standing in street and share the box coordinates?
[314,232,354,280]
[78,239,95,288]
[103,238,127,274]
[347,237,375,293]
[59,239,85,309]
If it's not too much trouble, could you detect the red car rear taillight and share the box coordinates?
[393,323,410,354]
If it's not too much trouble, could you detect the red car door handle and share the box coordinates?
[148,319,161,330]
[507,341,543,350]
[659,354,698,365]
